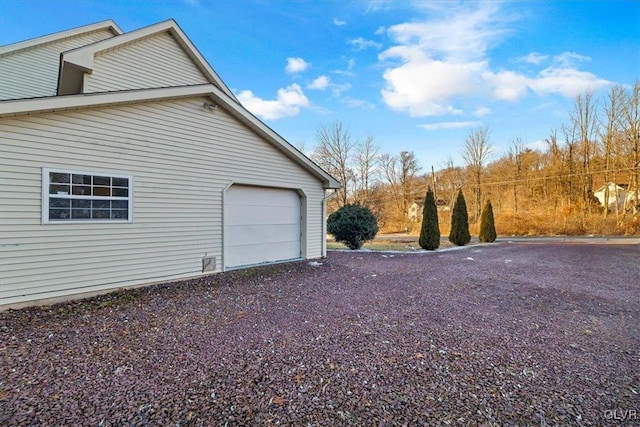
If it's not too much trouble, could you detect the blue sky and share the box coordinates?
[1,0,638,170]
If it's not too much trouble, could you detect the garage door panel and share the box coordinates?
[225,241,301,267]
[225,224,300,245]
[226,205,299,225]
[225,186,299,206]
[224,185,301,269]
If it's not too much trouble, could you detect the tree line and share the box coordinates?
[309,82,639,236]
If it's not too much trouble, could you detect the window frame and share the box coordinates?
[42,168,133,224]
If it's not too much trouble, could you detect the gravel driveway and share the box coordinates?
[1,242,639,426]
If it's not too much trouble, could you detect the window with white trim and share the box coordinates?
[43,168,132,223]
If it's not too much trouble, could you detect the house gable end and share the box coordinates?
[0,21,121,100]
[59,20,237,101]
[83,31,210,93]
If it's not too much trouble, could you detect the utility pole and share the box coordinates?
[431,165,437,200]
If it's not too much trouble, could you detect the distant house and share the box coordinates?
[408,201,423,222]
[593,183,635,212]
[0,20,340,309]
[407,198,449,221]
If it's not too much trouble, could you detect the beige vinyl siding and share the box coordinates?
[0,29,116,100]
[0,97,325,306]
[85,32,209,93]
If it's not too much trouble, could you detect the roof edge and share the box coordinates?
[0,84,216,116]
[0,85,340,189]
[60,19,238,102]
[205,86,340,189]
[0,20,123,56]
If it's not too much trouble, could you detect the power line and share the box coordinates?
[339,166,638,206]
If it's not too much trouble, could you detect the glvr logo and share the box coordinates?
[604,409,637,420]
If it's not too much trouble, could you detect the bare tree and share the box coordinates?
[463,126,493,222]
[379,151,420,230]
[294,140,307,154]
[569,90,599,211]
[561,123,578,204]
[508,137,526,213]
[311,121,354,207]
[622,80,640,214]
[544,128,564,213]
[439,156,465,205]
[599,85,625,218]
[353,136,379,206]
[399,151,420,212]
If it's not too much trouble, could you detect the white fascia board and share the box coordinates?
[0,84,216,117]
[61,50,95,73]
[60,19,238,101]
[167,21,239,103]
[0,20,122,56]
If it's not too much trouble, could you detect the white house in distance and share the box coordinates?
[593,183,636,212]
[407,199,450,222]
[0,19,340,309]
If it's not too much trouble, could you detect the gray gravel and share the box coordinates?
[1,242,639,426]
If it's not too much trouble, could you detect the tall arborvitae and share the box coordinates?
[479,200,497,242]
[419,187,440,250]
[449,189,471,246]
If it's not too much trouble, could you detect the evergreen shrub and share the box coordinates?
[479,200,497,242]
[327,204,378,250]
[419,188,440,250]
[449,189,471,246]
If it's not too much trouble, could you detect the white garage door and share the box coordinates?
[224,185,301,269]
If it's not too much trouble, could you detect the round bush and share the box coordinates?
[327,204,378,250]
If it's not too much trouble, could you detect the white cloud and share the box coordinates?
[380,45,482,116]
[419,121,480,131]
[474,107,491,117]
[375,26,386,35]
[237,83,309,120]
[518,52,549,65]
[342,97,376,110]
[482,70,530,101]
[349,37,382,51]
[331,82,352,97]
[483,66,610,100]
[385,2,511,62]
[379,3,510,116]
[285,57,310,74]
[333,18,346,26]
[366,0,394,13]
[333,58,356,77]
[307,74,352,97]
[553,51,591,67]
[378,3,610,116]
[530,67,610,97]
[308,75,330,90]
[484,66,610,100]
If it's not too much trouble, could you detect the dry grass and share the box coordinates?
[495,212,639,236]
[381,209,639,237]
[327,239,456,251]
